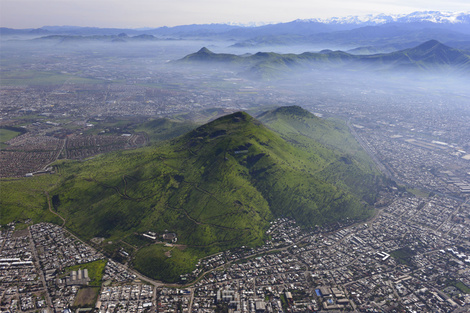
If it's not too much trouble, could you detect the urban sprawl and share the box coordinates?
[1,44,470,313]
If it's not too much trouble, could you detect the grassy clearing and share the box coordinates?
[0,128,22,143]
[0,175,62,225]
[124,234,154,248]
[407,188,431,198]
[134,244,201,282]
[447,281,470,294]
[390,247,416,267]
[12,114,48,122]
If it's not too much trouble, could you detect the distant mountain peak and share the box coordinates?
[179,47,241,63]
[397,11,470,24]
[301,11,470,25]
[197,47,214,54]
[415,39,444,49]
[402,40,470,68]
[407,39,456,55]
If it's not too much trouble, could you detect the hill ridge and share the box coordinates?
[179,40,470,77]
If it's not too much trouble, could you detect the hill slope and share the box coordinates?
[257,106,382,204]
[2,111,379,281]
[53,112,373,241]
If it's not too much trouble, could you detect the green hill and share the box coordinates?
[179,40,470,78]
[1,110,379,282]
[179,47,243,63]
[257,106,382,204]
[361,40,470,72]
[53,111,373,239]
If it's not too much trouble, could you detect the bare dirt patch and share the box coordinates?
[73,287,100,307]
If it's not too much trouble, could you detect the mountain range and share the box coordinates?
[2,11,470,51]
[179,40,470,78]
[300,11,470,26]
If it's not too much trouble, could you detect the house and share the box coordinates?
[163,233,177,243]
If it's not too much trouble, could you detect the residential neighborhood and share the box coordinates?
[1,187,469,312]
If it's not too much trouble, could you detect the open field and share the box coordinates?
[0,70,107,86]
[0,175,62,225]
[73,287,100,308]
[0,128,22,143]
[134,244,201,282]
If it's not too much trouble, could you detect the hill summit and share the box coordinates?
[197,47,213,54]
[402,40,470,66]
[179,47,239,63]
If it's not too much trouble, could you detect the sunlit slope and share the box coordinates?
[0,175,63,225]
[257,106,382,204]
[134,117,197,143]
[52,111,373,248]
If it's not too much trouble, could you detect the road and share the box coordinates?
[347,118,393,179]
[27,227,53,311]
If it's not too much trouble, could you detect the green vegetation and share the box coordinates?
[134,245,201,282]
[124,234,154,248]
[0,126,27,148]
[257,106,382,204]
[1,109,380,282]
[407,188,431,198]
[390,247,416,267]
[134,118,197,143]
[101,240,134,263]
[0,70,108,86]
[78,116,197,145]
[63,259,107,286]
[280,293,288,312]
[0,128,22,143]
[0,175,62,225]
[180,47,241,63]
[181,41,470,78]
[447,281,470,294]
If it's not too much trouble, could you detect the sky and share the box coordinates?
[1,0,470,29]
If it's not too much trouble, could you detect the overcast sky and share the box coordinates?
[1,0,470,29]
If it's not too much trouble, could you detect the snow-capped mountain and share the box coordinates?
[302,11,470,25]
[226,21,275,27]
[4,10,470,47]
